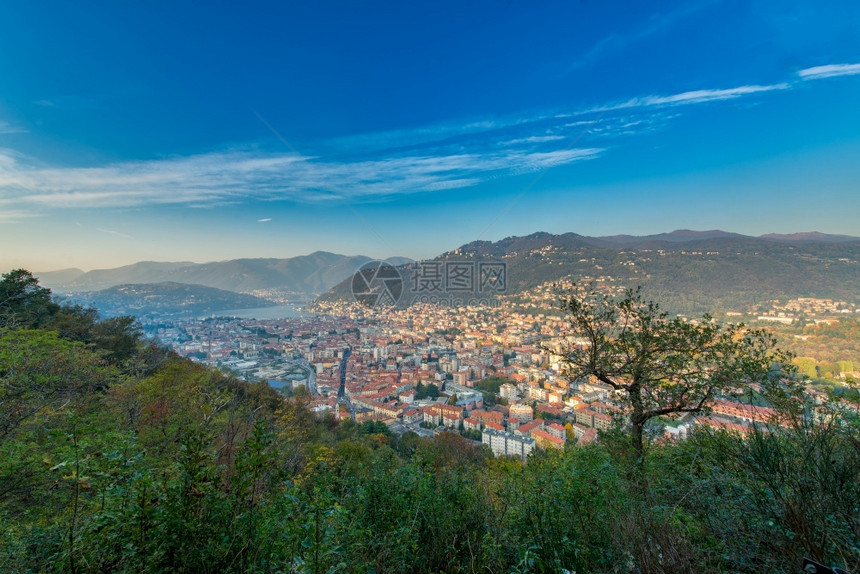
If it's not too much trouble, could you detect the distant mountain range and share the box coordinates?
[757,232,860,243]
[593,229,859,245]
[594,229,750,245]
[316,230,860,314]
[37,252,413,296]
[71,282,277,319]
[32,231,860,319]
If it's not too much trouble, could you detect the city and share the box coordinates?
[149,276,854,461]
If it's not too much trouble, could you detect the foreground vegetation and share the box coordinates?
[2,270,858,573]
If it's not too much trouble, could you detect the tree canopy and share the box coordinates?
[553,285,795,460]
[0,269,59,328]
[1,272,856,573]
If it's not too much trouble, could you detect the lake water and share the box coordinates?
[203,304,311,320]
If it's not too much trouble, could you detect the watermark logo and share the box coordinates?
[351,261,404,307]
[409,260,506,306]
[351,260,507,308]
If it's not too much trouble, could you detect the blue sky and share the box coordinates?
[1,0,859,271]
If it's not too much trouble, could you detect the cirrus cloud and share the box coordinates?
[2,63,855,220]
[798,63,860,80]
[0,146,604,211]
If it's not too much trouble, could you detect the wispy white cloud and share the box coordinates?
[0,146,603,211]
[590,84,790,113]
[325,117,510,155]
[321,78,791,161]
[420,178,483,191]
[0,208,36,223]
[3,63,848,218]
[97,228,134,239]
[797,63,860,80]
[501,135,565,146]
[513,149,601,171]
[563,120,597,128]
[257,218,272,223]
[0,195,36,222]
[562,114,675,139]
[639,84,790,105]
[0,121,27,135]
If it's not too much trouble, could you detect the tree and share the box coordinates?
[0,269,59,328]
[415,381,439,399]
[552,286,793,463]
[0,329,114,443]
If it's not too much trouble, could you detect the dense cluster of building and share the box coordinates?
[148,292,793,461]
[755,297,856,324]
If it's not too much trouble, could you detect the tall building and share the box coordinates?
[499,383,519,401]
[482,428,535,461]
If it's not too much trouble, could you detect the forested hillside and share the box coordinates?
[317,232,860,315]
[75,281,277,318]
[1,270,857,573]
